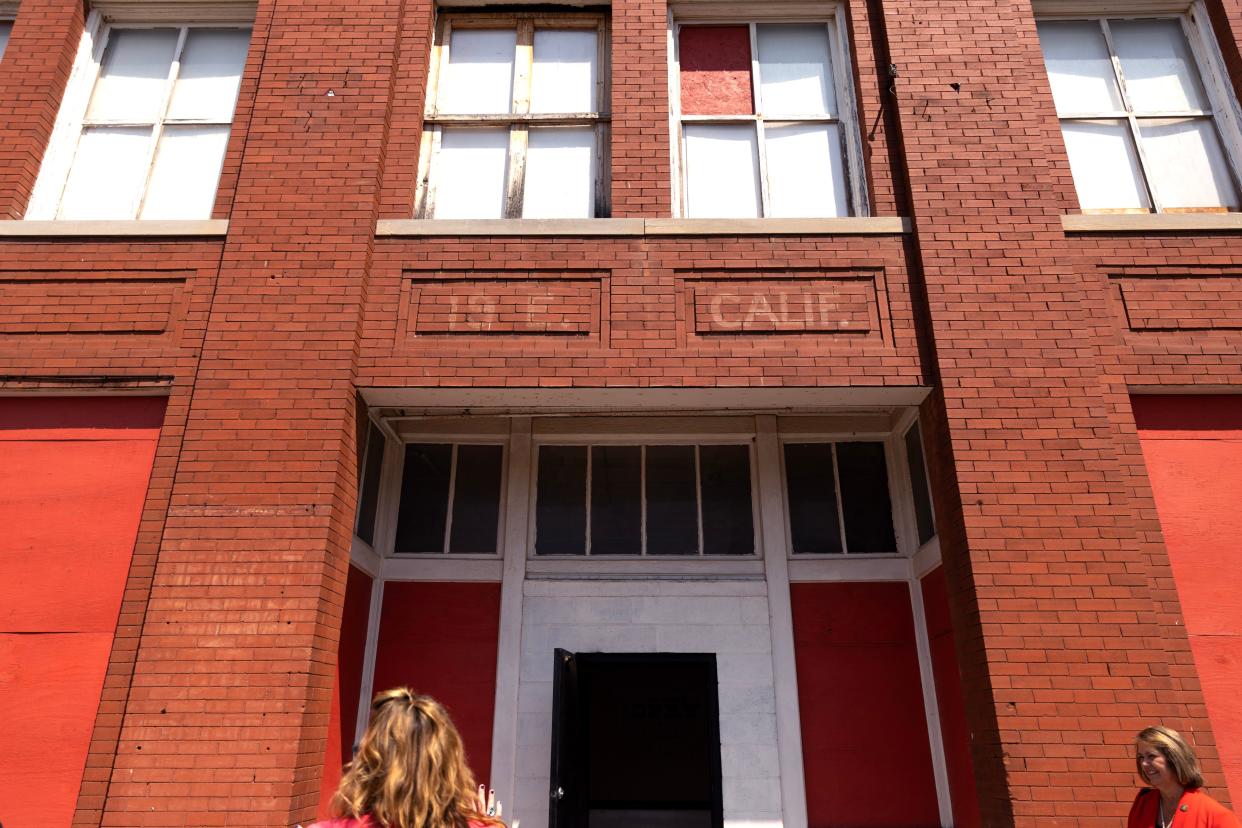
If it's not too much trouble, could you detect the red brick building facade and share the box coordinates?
[1,0,1241,826]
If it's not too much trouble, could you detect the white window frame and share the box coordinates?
[667,6,870,218]
[415,11,611,219]
[1037,1,1242,213]
[26,4,254,221]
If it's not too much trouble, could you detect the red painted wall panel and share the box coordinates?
[921,566,981,828]
[370,581,502,784]
[791,581,941,828]
[1135,395,1242,803]
[678,26,754,115]
[0,396,162,828]
[318,564,374,817]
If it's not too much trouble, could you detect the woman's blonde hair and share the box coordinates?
[1135,725,1205,789]
[332,688,504,828]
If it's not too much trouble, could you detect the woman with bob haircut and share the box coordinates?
[311,688,506,828]
[1127,725,1240,828]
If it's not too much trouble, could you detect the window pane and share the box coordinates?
[433,128,509,219]
[166,28,250,121]
[765,123,847,217]
[88,28,179,122]
[536,445,587,555]
[699,445,753,555]
[757,24,835,116]
[591,446,641,555]
[394,443,452,554]
[439,29,515,115]
[1111,19,1206,113]
[1139,118,1240,209]
[531,29,597,113]
[783,443,842,555]
[1061,120,1149,210]
[355,423,386,547]
[904,424,935,546]
[678,25,753,116]
[683,124,760,218]
[58,126,151,220]
[836,442,896,554]
[645,445,699,556]
[449,444,504,554]
[0,22,11,61]
[1036,21,1123,114]
[523,127,594,218]
[140,124,230,219]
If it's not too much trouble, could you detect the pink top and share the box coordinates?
[309,818,491,828]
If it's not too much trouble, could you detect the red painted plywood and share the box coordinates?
[0,397,162,828]
[319,565,374,817]
[1135,396,1242,803]
[678,26,754,116]
[791,582,941,828]
[921,566,981,828]
[371,581,502,784]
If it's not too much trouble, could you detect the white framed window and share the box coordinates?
[415,12,610,219]
[669,13,868,218]
[1037,8,1242,213]
[27,10,251,221]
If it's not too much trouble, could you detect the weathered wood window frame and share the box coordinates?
[1037,6,1242,213]
[668,12,869,218]
[416,12,611,219]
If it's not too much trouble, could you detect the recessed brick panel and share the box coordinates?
[0,275,185,336]
[408,275,602,337]
[690,277,876,335]
[1113,274,1242,332]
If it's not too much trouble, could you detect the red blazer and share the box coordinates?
[1128,788,1242,828]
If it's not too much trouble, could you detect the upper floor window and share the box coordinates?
[672,17,866,218]
[416,13,609,219]
[1037,13,1242,213]
[0,20,12,61]
[27,18,251,220]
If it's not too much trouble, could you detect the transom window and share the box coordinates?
[534,444,755,556]
[1037,15,1242,212]
[416,13,609,219]
[394,442,506,555]
[783,441,897,555]
[672,18,865,218]
[29,22,251,220]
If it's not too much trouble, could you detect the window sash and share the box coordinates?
[417,13,610,219]
[672,16,866,218]
[1042,14,1242,212]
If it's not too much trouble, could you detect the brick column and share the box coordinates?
[100,1,396,824]
[0,0,82,219]
[882,0,1218,824]
[612,0,672,217]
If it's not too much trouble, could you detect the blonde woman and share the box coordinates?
[313,688,505,828]
[1128,725,1240,828]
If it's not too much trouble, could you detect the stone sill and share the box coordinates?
[376,217,912,237]
[0,219,229,237]
[1062,213,1242,232]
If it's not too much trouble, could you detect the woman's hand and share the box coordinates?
[477,783,503,818]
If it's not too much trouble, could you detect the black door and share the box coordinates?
[548,652,724,828]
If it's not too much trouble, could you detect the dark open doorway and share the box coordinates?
[549,651,725,828]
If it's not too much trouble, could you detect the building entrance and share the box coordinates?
[549,651,724,828]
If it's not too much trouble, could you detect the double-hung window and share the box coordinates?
[417,13,609,219]
[28,17,251,220]
[1037,12,1242,212]
[672,16,866,218]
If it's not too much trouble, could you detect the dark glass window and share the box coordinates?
[449,444,505,554]
[355,422,386,547]
[536,445,588,555]
[784,442,842,555]
[836,442,897,553]
[534,442,755,556]
[904,423,936,545]
[699,444,754,555]
[645,445,699,556]
[394,443,452,554]
[591,446,642,555]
